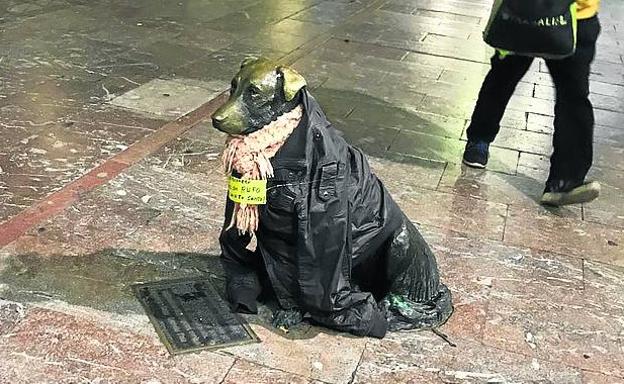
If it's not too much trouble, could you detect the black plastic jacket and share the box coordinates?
[220,90,410,338]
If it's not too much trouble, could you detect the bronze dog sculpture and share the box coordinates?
[213,57,453,338]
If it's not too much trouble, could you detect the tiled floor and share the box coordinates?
[1,0,623,383]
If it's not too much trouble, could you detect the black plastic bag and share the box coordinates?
[484,0,578,59]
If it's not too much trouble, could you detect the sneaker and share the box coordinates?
[540,181,601,206]
[462,141,490,169]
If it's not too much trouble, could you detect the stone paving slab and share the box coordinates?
[109,78,225,120]
[354,331,584,384]
[223,360,325,384]
[224,323,367,384]
[0,307,236,384]
[505,205,624,267]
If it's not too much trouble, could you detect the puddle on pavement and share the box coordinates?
[0,249,225,314]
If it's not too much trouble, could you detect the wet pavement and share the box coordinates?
[1,0,624,383]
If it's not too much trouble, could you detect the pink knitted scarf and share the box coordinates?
[222,105,303,251]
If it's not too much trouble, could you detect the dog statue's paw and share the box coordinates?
[271,309,304,332]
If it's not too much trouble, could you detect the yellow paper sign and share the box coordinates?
[228,176,267,205]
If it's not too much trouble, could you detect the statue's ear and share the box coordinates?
[240,56,259,69]
[278,66,306,101]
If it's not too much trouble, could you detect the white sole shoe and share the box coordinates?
[540,181,601,206]
[462,159,487,169]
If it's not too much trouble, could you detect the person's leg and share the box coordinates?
[467,54,534,141]
[463,53,534,167]
[541,16,602,206]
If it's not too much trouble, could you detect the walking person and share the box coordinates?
[463,0,602,206]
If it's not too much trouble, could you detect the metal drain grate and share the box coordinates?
[132,277,259,354]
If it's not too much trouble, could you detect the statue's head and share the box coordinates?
[211,57,307,135]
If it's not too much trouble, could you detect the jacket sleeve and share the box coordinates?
[296,159,388,338]
[220,199,263,314]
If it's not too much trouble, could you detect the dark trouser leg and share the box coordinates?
[544,16,601,191]
[467,54,534,143]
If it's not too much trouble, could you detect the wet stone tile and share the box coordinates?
[500,108,529,131]
[307,88,357,120]
[109,78,224,120]
[0,118,158,219]
[388,0,490,18]
[179,120,227,146]
[414,36,494,64]
[347,101,465,140]
[592,93,624,113]
[417,94,476,120]
[0,308,234,383]
[0,245,223,314]
[355,331,582,384]
[292,1,367,26]
[334,80,427,114]
[145,135,223,176]
[64,104,166,130]
[594,143,624,171]
[534,84,556,101]
[263,18,332,40]
[369,156,446,192]
[583,371,624,384]
[507,94,555,117]
[138,41,212,74]
[390,130,519,175]
[389,130,465,163]
[586,167,624,224]
[517,152,550,173]
[348,54,444,82]
[333,117,400,158]
[595,109,624,129]
[224,324,367,384]
[1,0,70,19]
[222,360,321,384]
[593,124,624,148]
[483,288,624,377]
[393,187,508,241]
[504,205,624,267]
[369,11,475,40]
[583,260,624,319]
[590,81,624,98]
[438,163,546,207]
[167,25,236,52]
[118,210,223,254]
[4,188,162,257]
[527,112,555,134]
[86,159,228,253]
[320,38,409,62]
[352,360,446,384]
[424,229,585,332]
[238,31,316,54]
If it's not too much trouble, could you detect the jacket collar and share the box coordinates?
[272,89,328,164]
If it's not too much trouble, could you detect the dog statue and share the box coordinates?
[212,57,453,338]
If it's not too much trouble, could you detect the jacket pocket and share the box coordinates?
[267,166,304,213]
